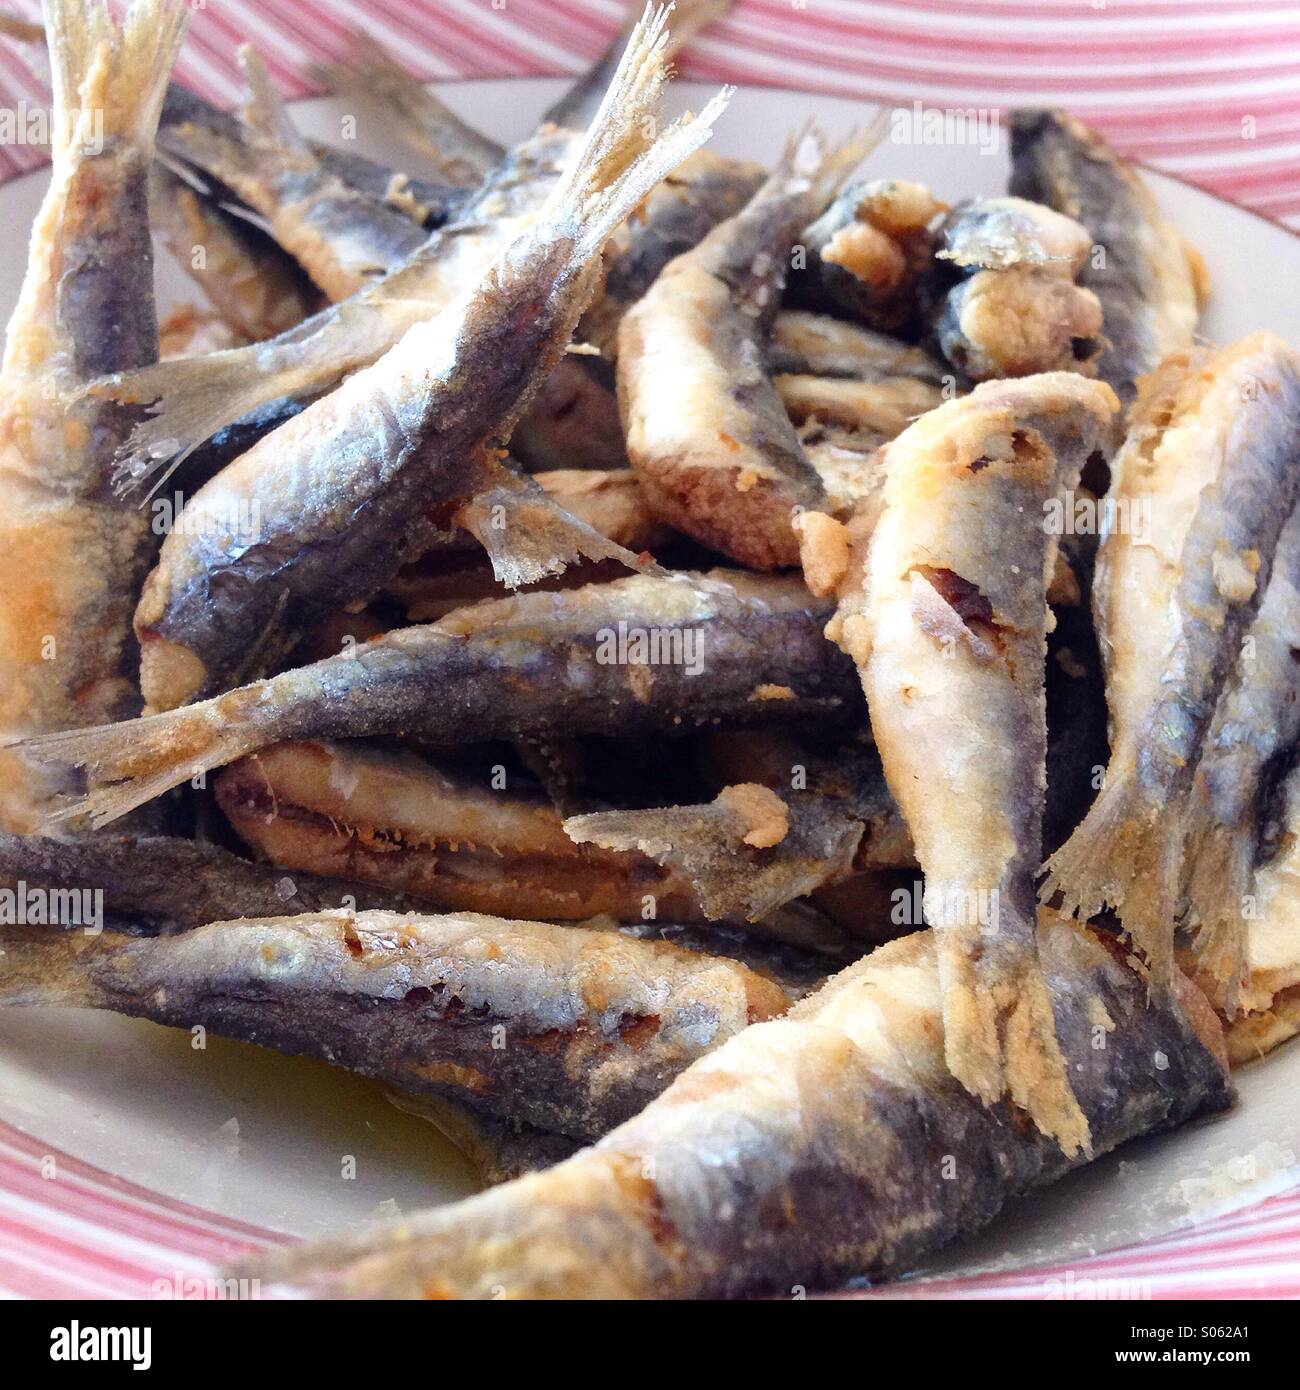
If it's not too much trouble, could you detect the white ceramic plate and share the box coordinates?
[2,78,1299,1291]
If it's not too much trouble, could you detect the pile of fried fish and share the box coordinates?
[0,0,1296,1298]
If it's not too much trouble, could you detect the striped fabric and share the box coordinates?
[0,0,1297,1299]
[0,0,1298,227]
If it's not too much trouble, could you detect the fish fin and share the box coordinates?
[46,0,188,160]
[457,464,662,588]
[11,697,265,831]
[536,4,733,263]
[93,351,307,500]
[236,43,308,153]
[1039,767,1177,991]
[936,914,1091,1156]
[1185,819,1253,1014]
[565,792,859,921]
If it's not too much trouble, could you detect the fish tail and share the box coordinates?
[1040,769,1178,991]
[96,352,304,500]
[1186,823,1253,1014]
[538,4,733,263]
[937,920,1091,1157]
[12,695,267,831]
[45,0,188,162]
[1039,765,1151,921]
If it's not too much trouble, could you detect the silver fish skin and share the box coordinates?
[1042,335,1300,995]
[0,829,424,933]
[0,908,787,1141]
[131,21,729,711]
[228,916,1230,1300]
[19,571,861,830]
[827,373,1120,1152]
[1009,109,1208,407]
[0,0,187,834]
[619,130,880,570]
[158,46,427,301]
[1185,505,1300,1013]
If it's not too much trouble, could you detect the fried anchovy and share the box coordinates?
[2,14,462,226]
[514,151,770,473]
[310,33,505,187]
[0,0,187,833]
[0,829,422,933]
[580,150,766,354]
[768,310,945,383]
[928,196,1103,382]
[0,907,787,1141]
[148,167,318,343]
[1184,508,1300,1013]
[19,572,860,829]
[230,914,1230,1299]
[1009,109,1208,407]
[215,739,704,923]
[827,373,1119,1152]
[792,179,947,333]
[158,47,428,301]
[132,27,728,710]
[1044,335,1300,997]
[620,129,882,569]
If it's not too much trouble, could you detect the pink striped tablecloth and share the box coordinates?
[0,0,1298,1300]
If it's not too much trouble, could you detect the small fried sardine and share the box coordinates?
[1009,110,1208,407]
[0,0,187,832]
[826,373,1119,1151]
[929,197,1103,382]
[793,178,947,333]
[17,572,859,829]
[215,740,704,924]
[148,167,319,344]
[620,130,882,568]
[0,908,786,1141]
[229,914,1229,1299]
[158,46,427,300]
[1183,508,1300,1012]
[1044,335,1300,995]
